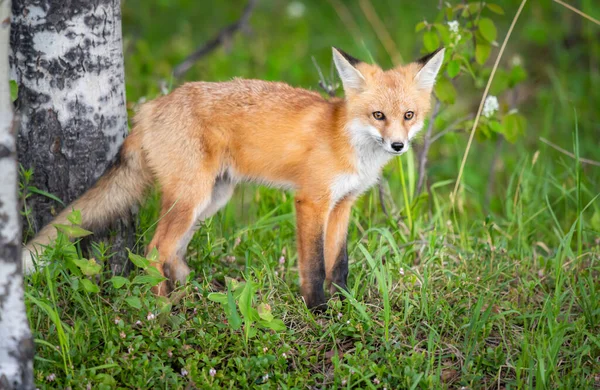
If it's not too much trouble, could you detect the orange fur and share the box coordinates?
[23,48,445,309]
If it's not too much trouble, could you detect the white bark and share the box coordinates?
[11,0,134,273]
[0,0,35,388]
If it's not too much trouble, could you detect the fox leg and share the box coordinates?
[324,196,355,296]
[174,176,235,261]
[197,174,235,222]
[295,194,329,310]
[148,178,216,295]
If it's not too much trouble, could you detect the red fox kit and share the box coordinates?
[23,47,445,309]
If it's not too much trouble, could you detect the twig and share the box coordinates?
[429,114,473,144]
[415,99,441,197]
[173,0,258,78]
[539,137,600,167]
[452,0,528,204]
[358,0,403,65]
[311,56,337,98]
[553,0,600,26]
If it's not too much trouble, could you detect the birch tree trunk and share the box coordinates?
[9,0,134,273]
[0,0,35,388]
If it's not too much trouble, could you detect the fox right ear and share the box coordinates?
[332,47,366,94]
[414,48,445,91]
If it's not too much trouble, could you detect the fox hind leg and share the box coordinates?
[148,177,216,295]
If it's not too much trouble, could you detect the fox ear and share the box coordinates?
[332,47,366,94]
[414,48,445,91]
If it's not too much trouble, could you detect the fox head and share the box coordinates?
[332,47,444,155]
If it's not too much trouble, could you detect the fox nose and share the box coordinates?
[391,142,404,152]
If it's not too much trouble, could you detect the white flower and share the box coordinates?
[447,20,459,33]
[46,373,56,382]
[262,373,269,381]
[279,256,286,265]
[181,368,188,377]
[482,95,499,118]
[286,2,306,19]
[399,267,405,276]
[209,368,217,377]
[147,312,155,321]
[282,352,287,358]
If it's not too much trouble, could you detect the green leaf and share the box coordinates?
[109,276,130,289]
[423,30,440,52]
[475,42,492,65]
[27,187,65,206]
[207,292,228,304]
[447,60,460,78]
[226,288,242,330]
[508,65,527,87]
[10,80,18,102]
[145,266,163,277]
[434,77,456,104]
[71,258,102,276]
[81,278,100,293]
[478,18,497,43]
[486,4,505,15]
[67,210,82,225]
[502,112,526,143]
[489,120,503,133]
[258,318,286,331]
[415,21,427,32]
[257,303,274,322]
[128,251,149,269]
[125,296,142,309]
[132,274,166,287]
[54,224,93,239]
[238,280,256,320]
[146,247,159,264]
[433,23,450,44]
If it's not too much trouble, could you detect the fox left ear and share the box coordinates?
[414,48,445,91]
[332,47,367,94]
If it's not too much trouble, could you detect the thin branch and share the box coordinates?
[553,0,600,26]
[540,137,600,167]
[358,0,403,65]
[452,0,528,203]
[173,0,258,78]
[415,99,441,197]
[311,56,337,98]
[429,115,473,144]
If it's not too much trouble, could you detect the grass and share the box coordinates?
[24,120,599,388]
[22,0,600,388]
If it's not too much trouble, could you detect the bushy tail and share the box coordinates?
[22,132,152,272]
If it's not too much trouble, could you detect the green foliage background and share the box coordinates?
[25,1,600,388]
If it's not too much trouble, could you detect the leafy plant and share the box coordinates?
[208,276,286,342]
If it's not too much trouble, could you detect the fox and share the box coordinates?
[22,47,445,309]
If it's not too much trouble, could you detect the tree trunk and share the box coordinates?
[0,0,35,388]
[9,0,134,273]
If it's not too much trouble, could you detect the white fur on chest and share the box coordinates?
[330,121,393,206]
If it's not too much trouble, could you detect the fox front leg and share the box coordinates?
[324,196,355,296]
[294,195,329,310]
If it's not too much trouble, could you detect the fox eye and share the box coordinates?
[404,111,415,120]
[372,111,386,120]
